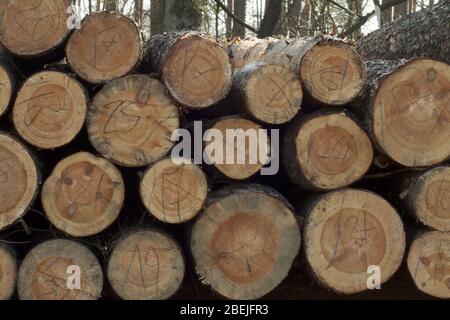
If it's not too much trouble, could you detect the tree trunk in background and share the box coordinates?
[233,0,246,38]
[287,0,302,37]
[104,0,117,11]
[299,0,312,36]
[226,0,233,38]
[356,0,450,63]
[164,0,203,31]
[151,0,165,34]
[393,1,407,19]
[381,0,392,26]
[258,0,284,38]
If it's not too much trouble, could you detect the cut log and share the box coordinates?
[283,111,373,191]
[205,116,269,181]
[191,184,301,300]
[142,31,232,109]
[12,71,87,149]
[0,59,18,117]
[231,62,303,125]
[356,0,450,64]
[229,36,367,106]
[0,133,39,231]
[303,189,405,294]
[0,243,17,300]
[42,152,125,237]
[17,239,103,300]
[0,0,70,58]
[66,11,143,84]
[107,229,185,300]
[407,231,450,299]
[355,58,450,167]
[87,75,179,167]
[140,158,208,224]
[405,166,450,232]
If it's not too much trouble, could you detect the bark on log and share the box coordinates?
[0,0,71,59]
[0,58,18,117]
[191,184,301,300]
[403,166,450,232]
[140,158,208,224]
[0,133,39,231]
[356,0,450,64]
[66,11,143,84]
[0,243,17,300]
[12,71,87,149]
[42,152,125,237]
[107,229,185,300]
[354,58,450,167]
[205,116,269,181]
[229,35,367,106]
[17,239,103,300]
[303,188,405,294]
[231,62,303,125]
[283,110,373,191]
[142,31,232,109]
[407,231,450,299]
[87,75,179,168]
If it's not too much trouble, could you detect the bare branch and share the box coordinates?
[212,0,258,35]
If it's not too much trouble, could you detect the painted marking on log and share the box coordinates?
[321,208,387,274]
[14,1,55,42]
[211,213,278,284]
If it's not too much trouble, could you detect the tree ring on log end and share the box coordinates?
[191,188,301,300]
[0,133,38,231]
[301,42,367,105]
[245,64,302,124]
[12,71,87,149]
[407,231,450,299]
[0,0,70,57]
[140,159,208,224]
[0,64,13,117]
[208,117,268,180]
[162,35,232,108]
[409,166,450,232]
[17,239,103,300]
[87,75,179,167]
[372,59,450,166]
[66,11,142,83]
[293,113,373,190]
[305,189,405,294]
[107,230,185,300]
[42,152,125,237]
[0,244,17,300]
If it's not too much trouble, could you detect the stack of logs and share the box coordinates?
[0,0,449,300]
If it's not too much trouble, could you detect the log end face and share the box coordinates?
[162,35,232,109]
[293,113,373,191]
[410,166,450,232]
[13,71,87,149]
[87,75,179,167]
[0,0,70,57]
[407,231,450,299]
[208,118,267,180]
[301,43,367,105]
[372,59,450,167]
[42,152,125,237]
[305,189,405,294]
[66,11,142,83]
[245,64,302,124]
[107,230,185,300]
[17,239,104,300]
[0,64,13,117]
[0,133,38,231]
[140,159,208,224]
[0,244,17,300]
[191,188,300,299]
